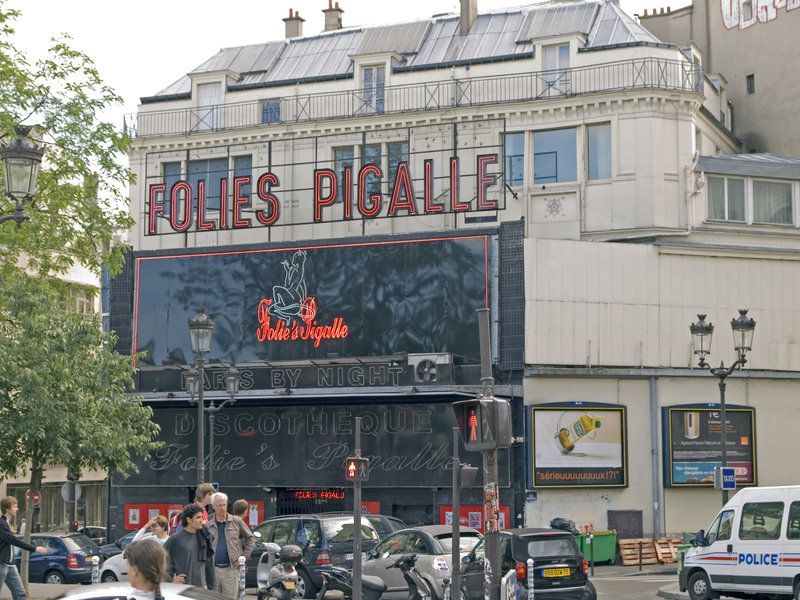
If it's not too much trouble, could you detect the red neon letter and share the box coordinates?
[314,169,337,222]
[358,165,382,217]
[388,162,417,216]
[450,157,469,211]
[477,154,499,209]
[219,178,228,230]
[196,181,214,231]
[232,176,251,228]
[148,184,165,234]
[342,167,352,220]
[170,181,193,232]
[423,159,443,214]
[256,173,280,226]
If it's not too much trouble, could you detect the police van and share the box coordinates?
[680,485,800,600]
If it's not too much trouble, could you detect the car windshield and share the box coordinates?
[523,536,578,557]
[63,534,96,551]
[323,518,378,542]
[436,533,482,553]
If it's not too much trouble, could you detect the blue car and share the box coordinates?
[13,532,104,584]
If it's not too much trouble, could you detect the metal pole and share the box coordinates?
[719,378,728,506]
[352,417,362,600]
[484,448,500,600]
[208,408,216,483]
[451,428,461,600]
[197,355,206,484]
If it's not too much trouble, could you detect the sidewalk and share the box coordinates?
[587,560,690,599]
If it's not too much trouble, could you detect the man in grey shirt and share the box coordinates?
[164,504,214,589]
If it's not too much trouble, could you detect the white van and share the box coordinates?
[680,485,800,600]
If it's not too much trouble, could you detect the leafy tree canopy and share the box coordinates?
[0,2,133,278]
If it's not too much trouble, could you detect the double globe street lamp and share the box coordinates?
[690,309,756,505]
[184,307,241,485]
[0,126,44,226]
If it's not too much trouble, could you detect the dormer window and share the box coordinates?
[542,44,570,96]
[362,65,385,114]
[196,82,221,131]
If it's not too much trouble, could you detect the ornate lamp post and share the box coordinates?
[690,309,756,504]
[0,126,44,227]
[186,307,215,485]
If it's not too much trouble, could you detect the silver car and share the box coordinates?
[53,582,228,600]
[362,525,482,600]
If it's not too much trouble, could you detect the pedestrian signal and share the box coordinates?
[453,397,512,451]
[345,457,369,482]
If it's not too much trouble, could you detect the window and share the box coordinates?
[787,502,800,539]
[588,123,611,180]
[534,128,576,183]
[362,65,385,114]
[362,143,382,197]
[739,502,783,540]
[387,142,409,190]
[334,147,354,203]
[708,176,745,221]
[504,133,524,186]
[62,284,96,315]
[746,74,755,94]
[705,510,734,545]
[543,44,570,95]
[233,155,252,200]
[163,162,181,216]
[188,158,228,211]
[753,179,792,224]
[261,99,281,124]
[196,82,220,131]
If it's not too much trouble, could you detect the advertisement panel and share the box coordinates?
[663,405,756,488]
[527,403,627,488]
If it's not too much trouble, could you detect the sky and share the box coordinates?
[10,0,687,131]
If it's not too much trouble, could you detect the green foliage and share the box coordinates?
[0,1,134,278]
[0,273,161,478]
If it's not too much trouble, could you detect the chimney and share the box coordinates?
[460,0,477,34]
[323,0,344,31]
[283,8,305,39]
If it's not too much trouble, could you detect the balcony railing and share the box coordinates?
[126,58,701,139]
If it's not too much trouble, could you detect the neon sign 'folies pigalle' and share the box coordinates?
[148,155,500,234]
[255,249,349,348]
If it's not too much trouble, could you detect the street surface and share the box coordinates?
[594,572,679,599]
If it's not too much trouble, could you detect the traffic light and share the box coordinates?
[70,520,79,533]
[453,397,512,451]
[345,457,369,482]
[66,456,80,482]
[459,463,480,489]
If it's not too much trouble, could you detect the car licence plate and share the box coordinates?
[285,582,295,590]
[542,568,570,577]
[345,553,353,561]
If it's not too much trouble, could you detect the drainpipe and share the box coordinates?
[650,376,661,537]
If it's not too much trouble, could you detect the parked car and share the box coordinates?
[460,528,596,600]
[77,526,107,546]
[249,512,381,598]
[99,530,137,559]
[364,514,408,540]
[52,582,228,600]
[363,524,482,600]
[98,551,127,583]
[12,532,104,584]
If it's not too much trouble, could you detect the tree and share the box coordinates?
[0,2,134,278]
[0,273,161,584]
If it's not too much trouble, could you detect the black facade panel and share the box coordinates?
[499,219,525,371]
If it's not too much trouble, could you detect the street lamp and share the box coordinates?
[187,307,215,485]
[690,309,756,505]
[0,126,44,227]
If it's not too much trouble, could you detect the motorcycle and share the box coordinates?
[385,554,433,600]
[257,542,303,600]
[315,565,387,600]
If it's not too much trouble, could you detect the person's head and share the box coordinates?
[1,497,18,517]
[195,483,216,507]
[232,499,248,519]
[211,492,229,520]
[180,503,205,532]
[125,539,166,594]
[150,515,168,536]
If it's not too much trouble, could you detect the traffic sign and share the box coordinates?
[714,466,737,490]
[60,482,82,502]
[345,457,369,482]
[25,490,40,505]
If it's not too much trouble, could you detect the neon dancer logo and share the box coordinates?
[256,249,348,347]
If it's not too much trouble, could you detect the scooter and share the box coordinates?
[257,542,303,600]
[315,566,387,600]
[385,554,433,600]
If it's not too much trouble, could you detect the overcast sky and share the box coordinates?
[11,0,686,129]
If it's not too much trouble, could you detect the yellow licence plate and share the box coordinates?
[542,568,570,578]
[285,582,295,589]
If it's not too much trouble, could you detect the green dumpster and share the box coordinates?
[676,544,691,575]
[579,530,617,564]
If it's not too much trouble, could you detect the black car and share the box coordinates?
[98,530,137,559]
[12,532,104,584]
[249,512,381,598]
[461,528,596,600]
[364,514,407,540]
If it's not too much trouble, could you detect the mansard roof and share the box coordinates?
[142,0,664,103]
[697,153,800,180]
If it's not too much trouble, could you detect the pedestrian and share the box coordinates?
[163,504,214,590]
[0,497,47,600]
[133,515,169,545]
[207,492,255,599]
[124,538,167,600]
[232,499,248,521]
[16,520,24,537]
[170,483,215,534]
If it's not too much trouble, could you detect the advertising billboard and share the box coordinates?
[527,403,627,488]
[663,405,757,488]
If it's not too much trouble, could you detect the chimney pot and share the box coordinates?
[323,0,344,31]
[643,8,648,14]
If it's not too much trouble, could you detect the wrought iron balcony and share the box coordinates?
[126,57,702,139]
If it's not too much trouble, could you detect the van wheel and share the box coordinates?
[687,571,711,600]
[794,581,800,600]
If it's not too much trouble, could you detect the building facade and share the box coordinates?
[113,0,800,545]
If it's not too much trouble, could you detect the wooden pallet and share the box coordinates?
[654,537,683,564]
[617,538,659,566]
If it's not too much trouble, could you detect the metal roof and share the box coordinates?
[142,0,672,102]
[697,153,800,180]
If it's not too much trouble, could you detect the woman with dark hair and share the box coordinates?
[124,539,167,600]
